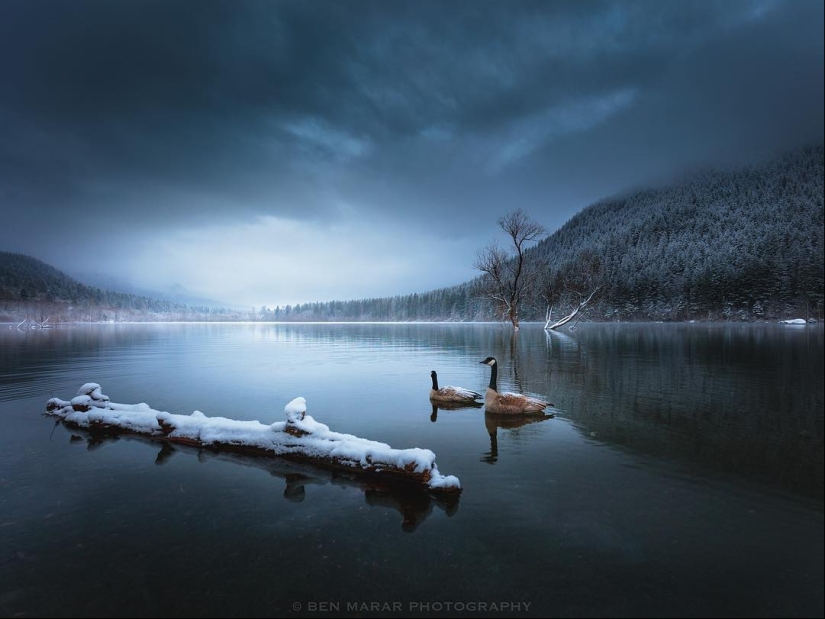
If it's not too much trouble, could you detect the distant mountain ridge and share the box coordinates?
[67,270,230,309]
[0,252,240,322]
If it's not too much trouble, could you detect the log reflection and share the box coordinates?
[65,427,459,533]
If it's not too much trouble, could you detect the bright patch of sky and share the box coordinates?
[128,215,479,308]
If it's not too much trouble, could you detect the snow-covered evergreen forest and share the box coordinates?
[2,144,822,323]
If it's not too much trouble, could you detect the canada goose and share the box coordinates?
[429,370,482,404]
[479,357,552,415]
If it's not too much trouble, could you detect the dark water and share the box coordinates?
[0,322,822,618]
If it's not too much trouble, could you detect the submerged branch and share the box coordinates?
[546,287,600,330]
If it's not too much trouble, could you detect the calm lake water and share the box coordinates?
[0,322,822,618]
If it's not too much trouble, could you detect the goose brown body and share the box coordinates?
[479,357,551,415]
[429,371,482,404]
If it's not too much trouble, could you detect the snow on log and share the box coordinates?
[46,384,461,496]
[778,318,807,325]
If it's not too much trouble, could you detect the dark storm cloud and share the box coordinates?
[1,1,360,222]
[0,0,822,302]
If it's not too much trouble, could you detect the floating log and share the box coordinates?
[46,384,461,497]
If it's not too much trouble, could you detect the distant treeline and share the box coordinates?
[2,144,823,324]
[255,283,490,322]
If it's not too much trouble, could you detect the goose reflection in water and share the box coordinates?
[427,401,554,463]
[481,412,554,464]
[63,427,458,533]
[429,400,483,422]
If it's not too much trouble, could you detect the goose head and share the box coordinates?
[479,357,497,366]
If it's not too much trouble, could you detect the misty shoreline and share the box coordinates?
[4,319,821,327]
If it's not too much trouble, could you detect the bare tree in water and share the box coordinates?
[474,210,546,330]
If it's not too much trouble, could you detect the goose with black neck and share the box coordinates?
[429,370,483,405]
[479,356,553,415]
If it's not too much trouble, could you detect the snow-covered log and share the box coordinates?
[46,384,461,496]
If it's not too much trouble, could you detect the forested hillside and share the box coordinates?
[532,144,824,321]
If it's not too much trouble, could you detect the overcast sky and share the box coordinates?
[1,0,823,307]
